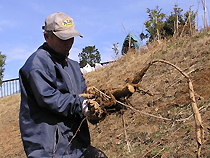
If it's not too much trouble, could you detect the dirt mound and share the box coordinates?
[1,32,210,157]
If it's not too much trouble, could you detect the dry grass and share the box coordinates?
[1,32,210,157]
[0,94,26,158]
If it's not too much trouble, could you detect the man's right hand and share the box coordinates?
[86,100,107,124]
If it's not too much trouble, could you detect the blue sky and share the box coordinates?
[0,0,209,80]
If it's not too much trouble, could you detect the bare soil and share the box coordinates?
[1,32,210,157]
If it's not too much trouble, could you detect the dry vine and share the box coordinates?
[151,60,204,158]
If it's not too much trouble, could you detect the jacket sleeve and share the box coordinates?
[81,71,87,93]
[27,68,84,118]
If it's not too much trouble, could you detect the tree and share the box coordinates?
[163,5,185,38]
[112,43,119,56]
[182,6,197,35]
[143,5,198,43]
[164,5,197,37]
[0,51,6,85]
[78,45,101,68]
[144,6,166,42]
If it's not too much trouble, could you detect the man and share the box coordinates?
[19,12,107,158]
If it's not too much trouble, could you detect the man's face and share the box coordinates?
[45,32,74,56]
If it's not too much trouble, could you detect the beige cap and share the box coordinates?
[42,12,82,40]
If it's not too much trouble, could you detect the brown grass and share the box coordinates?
[1,32,210,157]
[0,94,26,158]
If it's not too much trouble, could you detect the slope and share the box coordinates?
[1,32,210,157]
[85,32,210,157]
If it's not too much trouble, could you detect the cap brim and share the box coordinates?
[53,29,83,40]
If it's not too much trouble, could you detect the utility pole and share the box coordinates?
[175,6,178,36]
[189,6,192,35]
[156,16,160,41]
[203,0,207,30]
[129,32,131,50]
[176,14,178,35]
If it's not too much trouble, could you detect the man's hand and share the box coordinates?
[79,93,94,99]
[85,86,95,94]
[87,100,107,124]
[82,100,107,124]
[81,100,90,116]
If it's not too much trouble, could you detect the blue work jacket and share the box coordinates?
[19,43,90,158]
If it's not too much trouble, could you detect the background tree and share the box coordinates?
[112,43,119,56]
[0,51,6,86]
[163,5,185,38]
[182,6,198,35]
[144,6,166,42]
[78,45,101,68]
[139,32,148,41]
[143,5,197,43]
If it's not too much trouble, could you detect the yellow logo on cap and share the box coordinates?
[62,19,74,27]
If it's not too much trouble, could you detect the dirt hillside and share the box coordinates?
[1,32,210,157]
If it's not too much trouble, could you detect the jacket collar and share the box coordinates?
[41,42,68,62]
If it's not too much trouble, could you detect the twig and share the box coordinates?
[141,141,162,158]
[93,87,171,121]
[122,114,132,153]
[152,148,165,158]
[65,117,86,157]
[93,86,202,122]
